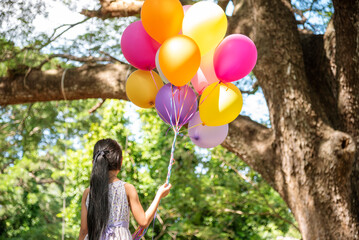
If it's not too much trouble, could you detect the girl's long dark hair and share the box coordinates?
[87,138,122,240]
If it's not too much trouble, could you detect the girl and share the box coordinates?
[78,138,172,240]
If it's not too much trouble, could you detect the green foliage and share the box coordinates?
[0,37,74,78]
[0,0,47,43]
[2,0,337,238]
[54,17,134,60]
[0,100,300,239]
[0,99,100,239]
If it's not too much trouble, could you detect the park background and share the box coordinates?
[1,0,358,239]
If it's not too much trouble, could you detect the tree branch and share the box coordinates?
[299,32,339,128]
[224,208,299,231]
[29,172,62,185]
[332,0,359,137]
[332,1,359,228]
[50,54,119,63]
[0,64,131,106]
[88,98,106,114]
[17,103,34,132]
[99,51,124,63]
[41,17,91,50]
[36,53,126,71]
[221,157,300,232]
[218,0,230,12]
[239,81,259,95]
[154,214,169,240]
[221,115,276,186]
[80,0,197,19]
[81,0,144,19]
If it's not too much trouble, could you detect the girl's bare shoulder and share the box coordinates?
[81,187,90,202]
[124,182,137,197]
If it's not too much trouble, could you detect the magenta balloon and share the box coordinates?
[214,34,257,82]
[121,21,160,70]
[155,84,198,128]
[188,112,228,148]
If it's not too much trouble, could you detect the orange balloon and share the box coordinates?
[158,35,201,87]
[126,70,164,108]
[141,0,184,43]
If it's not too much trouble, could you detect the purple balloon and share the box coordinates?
[188,112,228,148]
[155,84,198,128]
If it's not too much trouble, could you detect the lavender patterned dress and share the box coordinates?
[85,180,132,240]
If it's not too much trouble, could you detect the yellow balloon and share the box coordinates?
[126,70,164,108]
[141,0,184,43]
[199,82,243,126]
[182,1,227,56]
[159,35,201,87]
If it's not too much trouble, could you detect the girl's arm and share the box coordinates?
[125,183,171,228]
[78,188,90,240]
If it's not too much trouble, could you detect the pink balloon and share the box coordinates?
[179,5,192,34]
[188,112,228,148]
[191,48,219,94]
[214,34,257,82]
[183,5,192,14]
[121,21,161,70]
[191,68,207,95]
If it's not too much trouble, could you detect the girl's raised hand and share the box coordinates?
[157,183,172,199]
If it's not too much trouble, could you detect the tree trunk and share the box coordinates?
[228,0,359,238]
[1,0,359,238]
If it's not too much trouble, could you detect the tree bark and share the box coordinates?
[0,64,131,105]
[81,0,144,19]
[229,0,359,238]
[1,0,359,239]
[80,0,195,19]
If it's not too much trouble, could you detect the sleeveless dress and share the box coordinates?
[84,180,133,240]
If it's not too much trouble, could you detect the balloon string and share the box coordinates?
[199,81,220,106]
[154,130,178,240]
[170,85,180,128]
[151,210,157,240]
[166,130,179,184]
[187,122,203,131]
[150,70,159,91]
[132,225,146,240]
[163,104,175,126]
[132,130,178,240]
[179,93,199,129]
[155,98,173,126]
[176,85,189,128]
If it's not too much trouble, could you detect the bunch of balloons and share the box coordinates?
[121,0,257,149]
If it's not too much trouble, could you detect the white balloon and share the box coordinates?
[188,112,228,148]
[155,48,169,84]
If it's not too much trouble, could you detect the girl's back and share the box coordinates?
[78,138,171,240]
[85,180,132,240]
